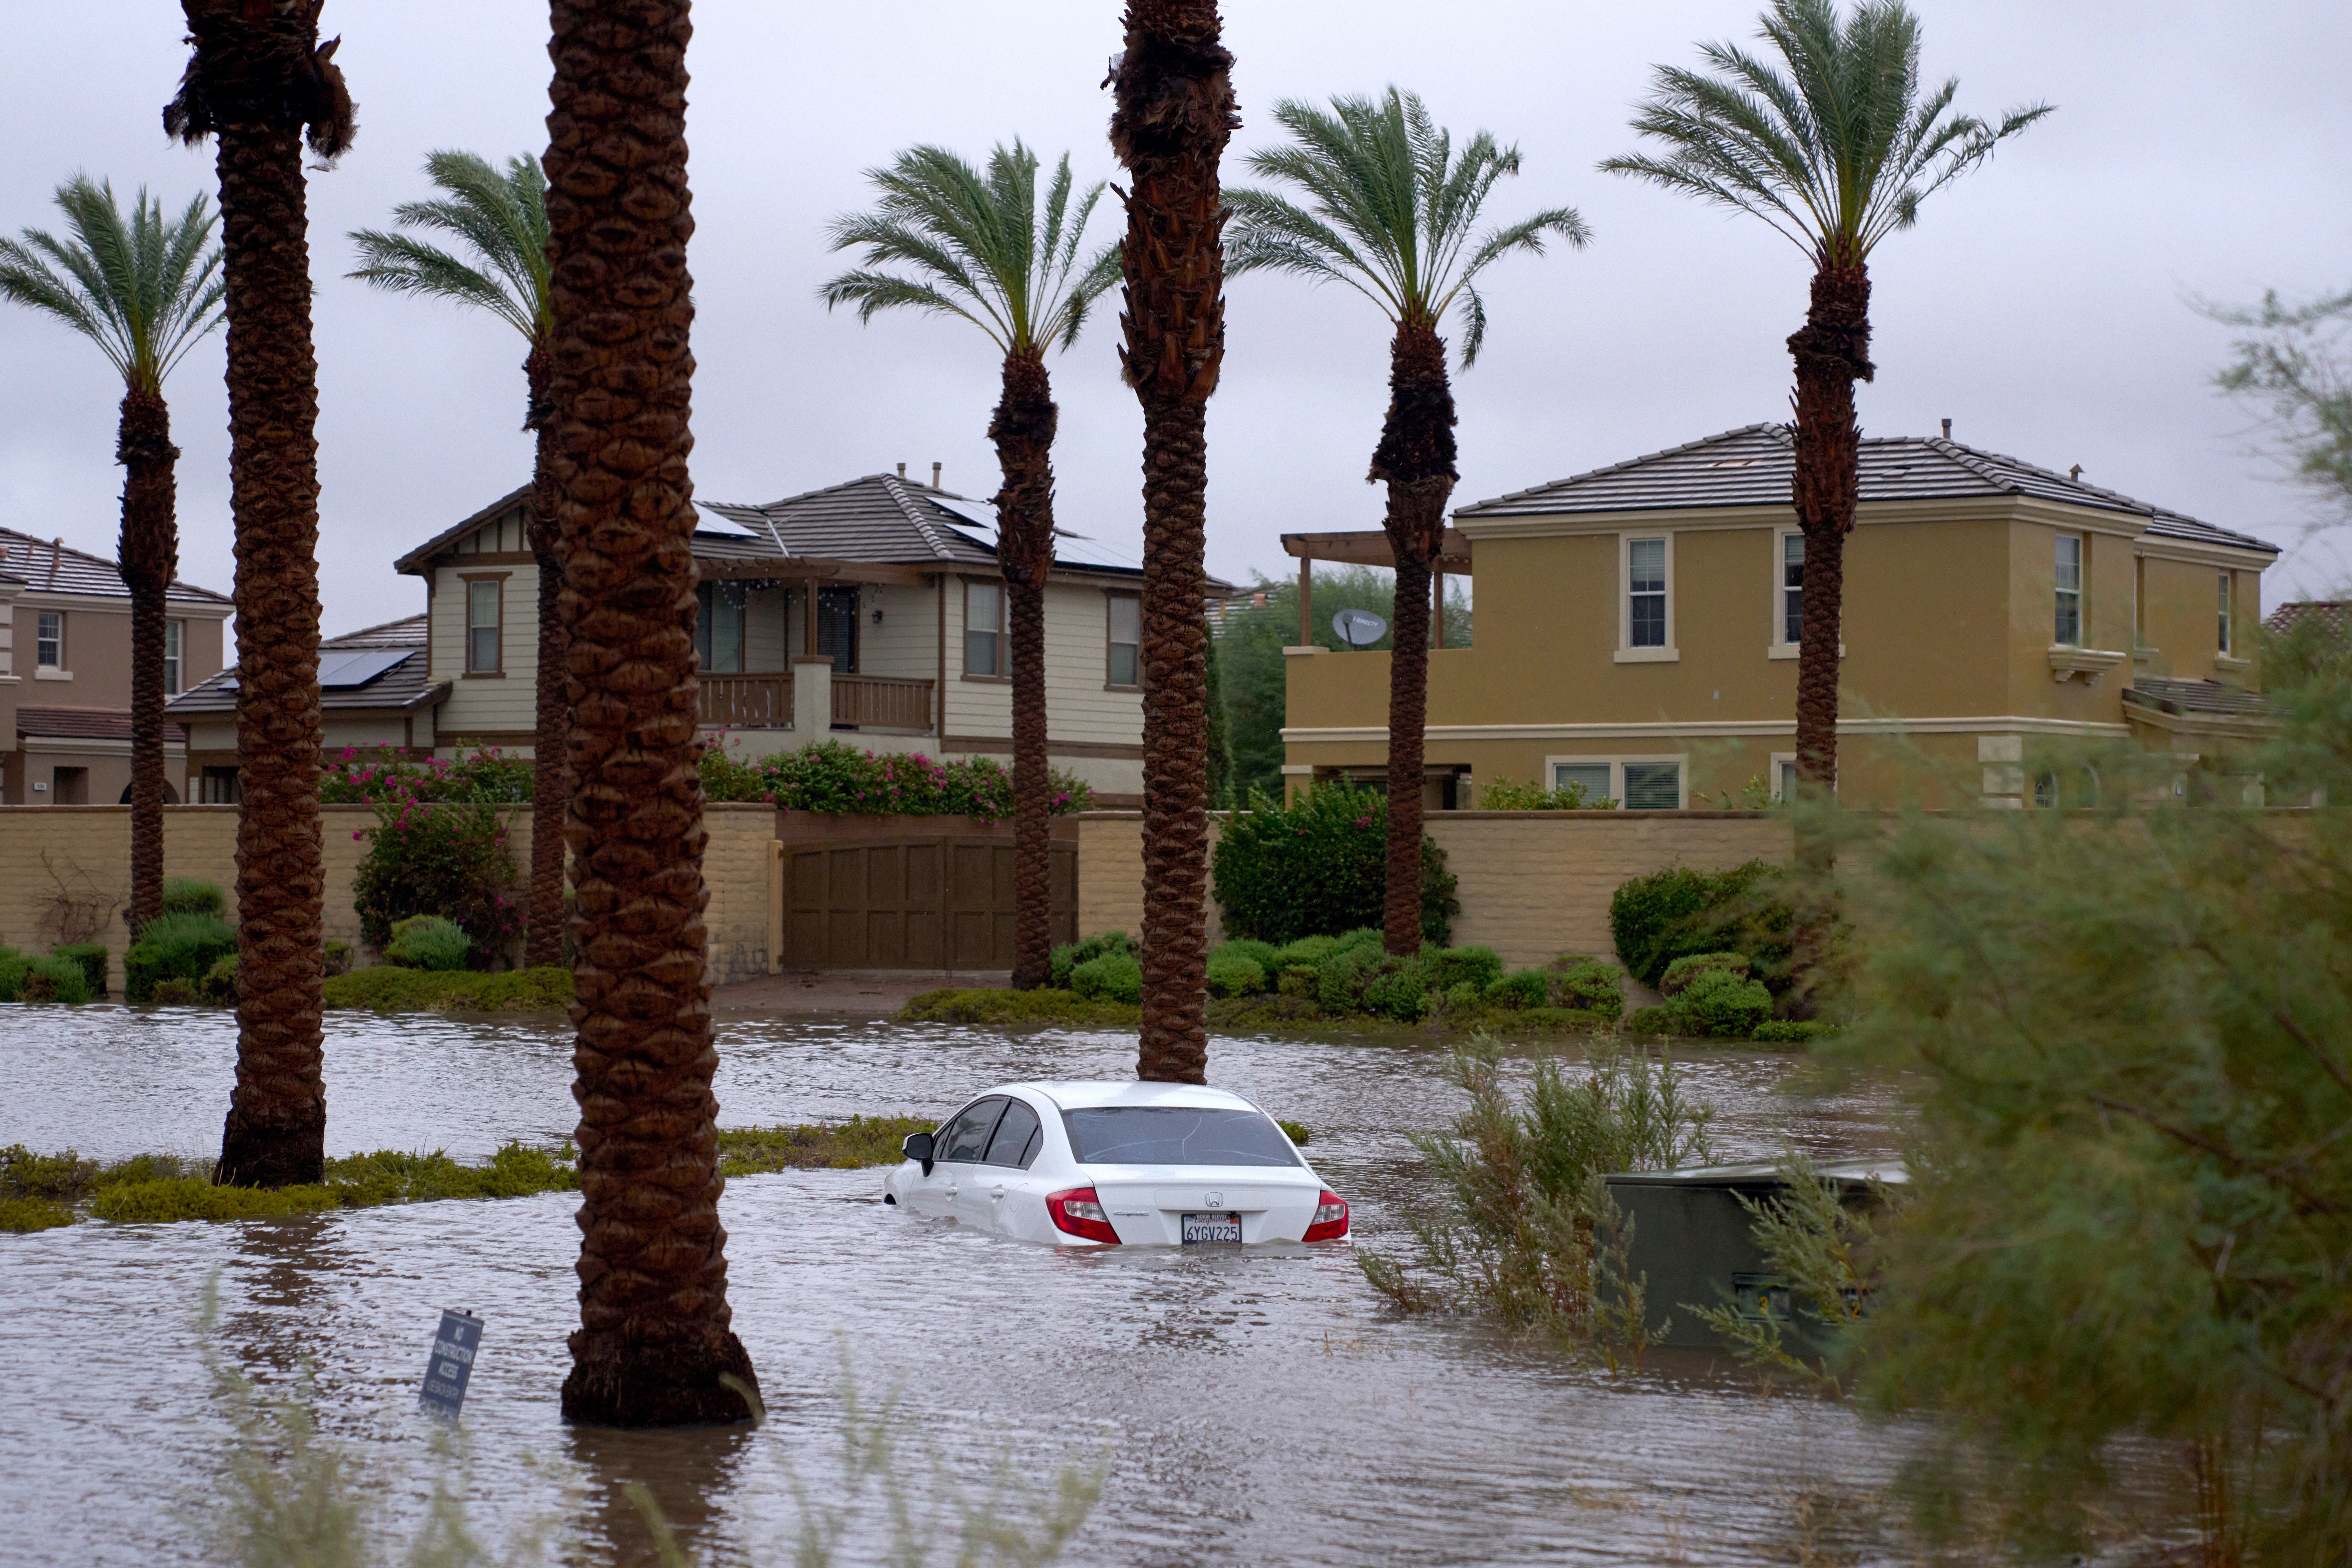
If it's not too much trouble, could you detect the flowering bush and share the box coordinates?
[699,737,1094,821]
[320,744,531,805]
[347,756,524,962]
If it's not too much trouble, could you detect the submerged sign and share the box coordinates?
[418,1310,483,1418]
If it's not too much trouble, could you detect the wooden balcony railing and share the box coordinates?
[833,673,933,732]
[699,671,792,728]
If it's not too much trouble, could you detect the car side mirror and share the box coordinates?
[903,1131,934,1175]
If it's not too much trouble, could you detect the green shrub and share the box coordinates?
[20,954,92,1005]
[91,1177,340,1223]
[1626,1005,1673,1035]
[351,798,522,959]
[1205,953,1267,999]
[125,911,238,1004]
[1484,969,1549,1011]
[151,978,198,1005]
[321,965,573,1013]
[1275,1119,1311,1146]
[700,736,1094,817]
[385,915,472,972]
[1545,956,1627,1020]
[159,877,224,916]
[51,943,107,997]
[199,954,239,1005]
[0,946,30,1003]
[322,1140,578,1206]
[323,941,352,976]
[1521,1006,1611,1033]
[895,987,1138,1027]
[1664,966,1773,1038]
[1749,1018,1839,1044]
[1477,775,1617,810]
[1317,948,1427,1022]
[322,743,532,805]
[718,1116,938,1175]
[1070,952,1143,1005]
[1439,979,1482,1014]
[1423,944,1503,994]
[1211,783,1454,945]
[1659,950,1750,998]
[1050,931,1132,991]
[1608,860,1793,990]
[1209,938,1280,973]
[0,1196,76,1232]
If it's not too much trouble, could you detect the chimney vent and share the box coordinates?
[2069,464,2083,482]
[1940,418,1952,441]
[932,462,942,488]
[895,462,906,478]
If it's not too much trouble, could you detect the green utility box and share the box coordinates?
[1601,1157,1906,1354]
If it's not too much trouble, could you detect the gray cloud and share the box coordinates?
[4,1,2348,639]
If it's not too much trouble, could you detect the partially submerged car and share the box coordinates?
[884,1080,1349,1247]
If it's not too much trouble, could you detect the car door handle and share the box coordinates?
[989,1185,1006,1200]
[943,1184,957,1199]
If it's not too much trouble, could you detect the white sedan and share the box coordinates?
[883,1080,1350,1247]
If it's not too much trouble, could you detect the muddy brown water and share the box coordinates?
[3,1004,1945,1565]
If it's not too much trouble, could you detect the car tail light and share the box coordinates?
[1045,1186,1121,1244]
[1304,1189,1349,1242]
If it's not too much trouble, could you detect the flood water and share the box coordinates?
[1,1003,1962,1565]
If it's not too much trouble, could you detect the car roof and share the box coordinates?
[995,1080,1263,1113]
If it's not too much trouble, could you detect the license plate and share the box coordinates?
[1182,1212,1241,1244]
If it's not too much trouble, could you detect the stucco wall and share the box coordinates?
[0,800,776,994]
[1074,808,1793,971]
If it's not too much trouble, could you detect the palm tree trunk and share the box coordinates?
[1784,259,1872,1007]
[210,114,328,1191]
[989,350,1057,991]
[523,340,567,971]
[546,0,760,1428]
[117,387,180,939]
[1110,0,1236,1086]
[1369,321,1458,957]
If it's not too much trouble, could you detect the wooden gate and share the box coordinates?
[776,835,1077,969]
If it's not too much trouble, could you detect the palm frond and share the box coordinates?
[1228,86,1583,369]
[1606,0,2049,265]
[346,150,551,341]
[0,174,223,392]
[819,140,1117,359]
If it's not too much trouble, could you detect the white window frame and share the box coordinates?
[2217,571,2232,655]
[1542,753,1687,810]
[1768,527,1804,658]
[1770,751,1800,803]
[462,575,505,674]
[2054,534,2083,649]
[1615,533,1677,662]
[164,619,185,695]
[35,609,63,670]
[962,577,1007,680]
[1105,591,1140,690]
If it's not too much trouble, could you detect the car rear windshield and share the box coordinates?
[1062,1107,1299,1167]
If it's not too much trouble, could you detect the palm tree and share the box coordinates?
[821,144,1119,993]
[1604,0,2047,797]
[349,152,568,971]
[543,0,761,1426]
[165,0,355,1190]
[1108,0,1237,1085]
[1230,88,1586,957]
[1,177,223,937]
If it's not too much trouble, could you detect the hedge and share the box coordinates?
[1212,783,1457,946]
[1607,860,1793,990]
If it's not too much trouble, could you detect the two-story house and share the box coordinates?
[167,614,436,801]
[1280,424,2280,810]
[0,525,231,804]
[379,467,1222,807]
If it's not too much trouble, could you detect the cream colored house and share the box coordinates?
[168,615,434,800]
[1281,424,2281,810]
[383,470,1217,806]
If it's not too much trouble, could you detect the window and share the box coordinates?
[1777,757,1799,803]
[964,579,1005,677]
[2217,572,2232,654]
[465,579,502,672]
[200,766,243,805]
[36,611,61,668]
[695,580,744,673]
[1780,533,1804,645]
[1622,760,1682,810]
[1628,538,1667,648]
[937,1098,1008,1164]
[1061,1107,1300,1167]
[2054,536,2082,647]
[817,585,859,673]
[1106,593,1140,688]
[983,1099,1043,1168]
[164,619,184,695]
[1552,762,1613,804]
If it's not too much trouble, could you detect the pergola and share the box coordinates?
[1279,528,1474,648]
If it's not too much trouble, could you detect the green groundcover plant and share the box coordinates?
[1212,783,1458,946]
[322,965,573,1014]
[702,737,1094,820]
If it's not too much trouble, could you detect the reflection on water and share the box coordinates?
[2,1004,1927,1565]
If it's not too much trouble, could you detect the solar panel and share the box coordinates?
[317,649,414,689]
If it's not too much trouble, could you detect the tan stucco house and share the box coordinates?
[1280,424,2281,810]
[0,525,230,805]
[329,469,1222,808]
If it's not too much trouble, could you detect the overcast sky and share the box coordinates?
[3,2,2348,640]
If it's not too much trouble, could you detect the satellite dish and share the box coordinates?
[1332,608,1387,647]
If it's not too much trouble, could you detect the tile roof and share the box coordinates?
[16,705,184,743]
[1454,423,2280,556]
[700,471,1005,567]
[0,525,232,603]
[2123,677,2280,717]
[2266,601,2350,640]
[166,615,438,717]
